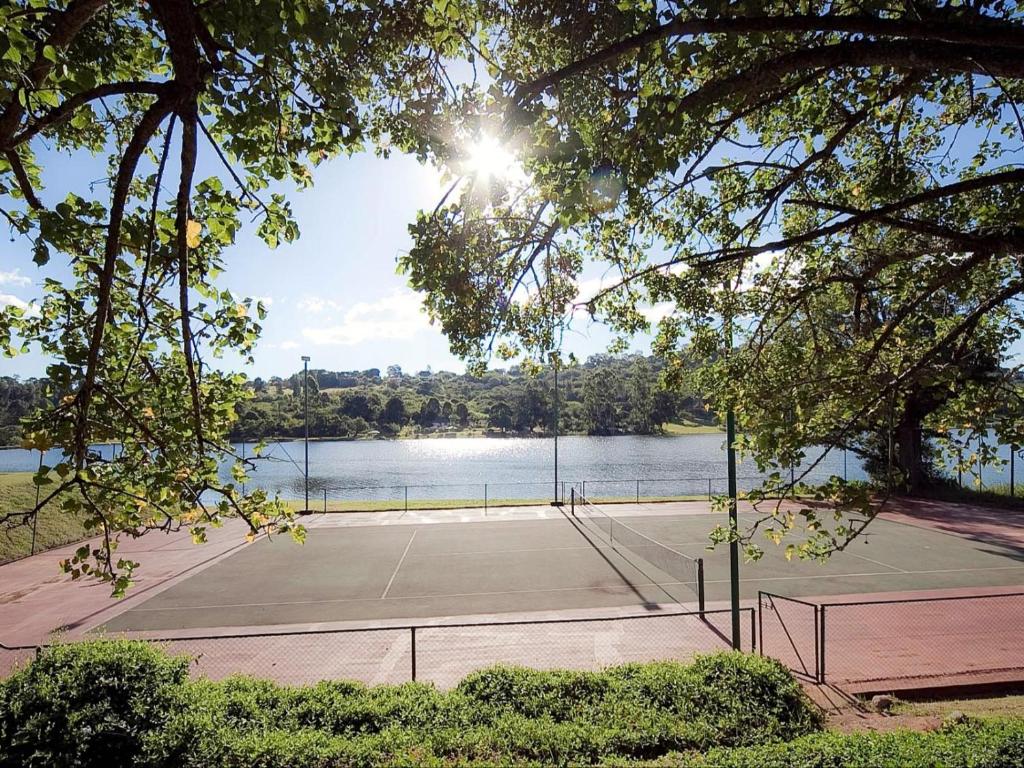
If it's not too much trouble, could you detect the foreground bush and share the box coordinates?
[666,718,1024,768]
[0,640,189,768]
[0,642,820,767]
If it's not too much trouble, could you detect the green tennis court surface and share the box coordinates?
[101,508,1024,632]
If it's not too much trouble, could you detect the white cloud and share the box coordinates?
[640,302,675,324]
[230,292,275,307]
[261,339,300,351]
[301,290,431,346]
[0,269,30,287]
[574,276,614,306]
[296,296,340,314]
[0,293,40,316]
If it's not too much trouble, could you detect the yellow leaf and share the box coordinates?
[186,219,202,248]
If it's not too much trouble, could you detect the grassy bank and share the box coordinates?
[663,421,723,435]
[256,424,723,443]
[912,481,1024,511]
[283,494,708,513]
[0,472,88,564]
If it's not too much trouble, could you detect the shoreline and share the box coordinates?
[0,425,725,452]
[227,426,724,444]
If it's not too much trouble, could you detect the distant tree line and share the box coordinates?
[228,355,713,442]
[0,377,50,447]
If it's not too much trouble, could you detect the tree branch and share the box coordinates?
[514,13,1024,104]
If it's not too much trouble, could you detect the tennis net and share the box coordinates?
[572,489,705,612]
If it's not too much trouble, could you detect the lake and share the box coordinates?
[1,433,1016,503]
[1,434,868,503]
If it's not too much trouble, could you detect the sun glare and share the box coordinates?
[466,134,524,183]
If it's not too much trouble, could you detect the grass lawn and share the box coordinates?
[0,472,89,564]
[893,694,1024,719]
[663,421,723,435]
[283,494,708,513]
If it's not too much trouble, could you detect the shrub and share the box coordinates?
[0,640,189,768]
[660,718,1024,767]
[456,653,822,750]
[3,643,823,767]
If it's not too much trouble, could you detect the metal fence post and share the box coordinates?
[958,449,963,488]
[707,478,712,501]
[31,451,42,556]
[697,559,705,618]
[750,608,756,652]
[582,480,586,498]
[757,593,764,655]
[410,627,417,681]
[570,487,575,515]
[1012,446,1016,498]
[484,483,488,513]
[404,486,408,513]
[323,488,327,513]
[818,605,826,684]
[636,479,640,504]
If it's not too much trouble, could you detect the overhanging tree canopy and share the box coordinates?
[0,0,456,592]
[401,0,1024,558]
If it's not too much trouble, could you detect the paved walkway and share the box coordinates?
[0,519,253,646]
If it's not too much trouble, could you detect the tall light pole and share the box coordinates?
[551,352,562,506]
[301,355,310,513]
[724,287,741,650]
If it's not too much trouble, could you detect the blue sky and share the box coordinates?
[1,147,635,380]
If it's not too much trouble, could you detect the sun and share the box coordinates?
[466,134,524,183]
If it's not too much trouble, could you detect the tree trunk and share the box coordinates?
[895,412,926,492]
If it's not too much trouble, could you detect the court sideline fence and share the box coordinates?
[272,474,808,512]
[758,590,1024,690]
[0,607,755,689]
[7,591,1024,692]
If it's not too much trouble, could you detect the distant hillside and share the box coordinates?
[231,354,715,441]
[0,356,717,447]
[0,377,49,447]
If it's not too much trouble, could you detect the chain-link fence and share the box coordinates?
[0,608,755,688]
[0,643,35,678]
[281,472,858,512]
[757,592,820,682]
[759,590,1024,689]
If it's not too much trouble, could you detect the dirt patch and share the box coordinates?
[826,708,944,733]
[821,690,1024,733]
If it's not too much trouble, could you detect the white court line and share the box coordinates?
[847,551,908,573]
[381,529,418,599]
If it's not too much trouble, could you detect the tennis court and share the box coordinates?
[101,499,1024,633]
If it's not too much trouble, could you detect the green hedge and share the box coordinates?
[0,640,189,768]
[0,643,820,767]
[662,720,1024,767]
[5,641,1023,767]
